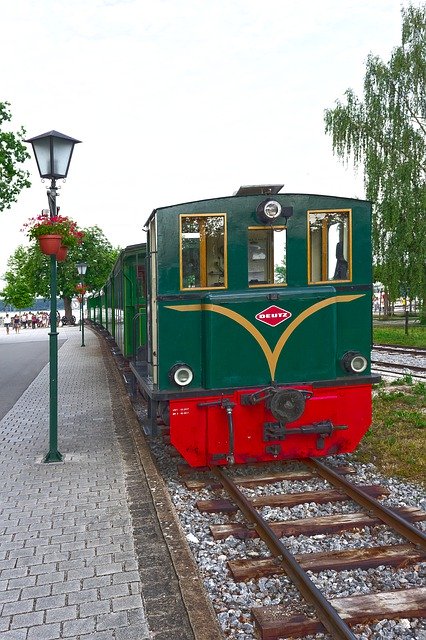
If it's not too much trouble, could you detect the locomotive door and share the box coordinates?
[148,218,158,384]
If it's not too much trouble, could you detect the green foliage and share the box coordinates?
[0,102,31,212]
[1,246,35,309]
[59,225,120,299]
[274,261,287,284]
[324,5,426,310]
[1,226,120,306]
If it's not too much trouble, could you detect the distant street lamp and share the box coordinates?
[76,262,87,347]
[25,130,81,463]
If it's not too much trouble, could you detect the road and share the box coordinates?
[0,326,69,421]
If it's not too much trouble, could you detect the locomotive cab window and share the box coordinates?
[308,210,351,284]
[180,214,227,290]
[248,227,287,286]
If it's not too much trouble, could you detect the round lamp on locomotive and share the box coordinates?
[256,199,294,224]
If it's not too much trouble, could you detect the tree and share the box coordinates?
[1,247,35,309]
[1,226,119,317]
[0,102,31,212]
[324,4,426,321]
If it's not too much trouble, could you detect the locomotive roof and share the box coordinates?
[233,184,284,196]
[144,190,370,227]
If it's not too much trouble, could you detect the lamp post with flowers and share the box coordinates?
[25,130,81,463]
[76,265,88,347]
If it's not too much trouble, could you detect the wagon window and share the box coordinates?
[248,227,287,286]
[308,210,351,284]
[180,214,227,289]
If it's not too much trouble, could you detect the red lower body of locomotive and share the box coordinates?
[169,383,372,467]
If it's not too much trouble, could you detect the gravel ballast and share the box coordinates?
[148,439,426,640]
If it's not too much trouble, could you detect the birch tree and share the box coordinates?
[324,4,425,320]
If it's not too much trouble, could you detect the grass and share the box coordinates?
[354,378,426,483]
[353,323,426,483]
[373,323,426,348]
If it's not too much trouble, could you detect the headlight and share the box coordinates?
[263,200,282,219]
[341,351,368,374]
[169,364,194,386]
[256,199,282,223]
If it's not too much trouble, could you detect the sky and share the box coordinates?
[0,0,418,288]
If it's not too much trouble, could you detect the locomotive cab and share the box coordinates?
[133,186,379,467]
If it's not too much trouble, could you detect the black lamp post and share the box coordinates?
[76,262,87,347]
[25,130,81,463]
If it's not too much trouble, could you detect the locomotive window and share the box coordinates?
[248,227,287,286]
[180,214,227,289]
[308,209,351,284]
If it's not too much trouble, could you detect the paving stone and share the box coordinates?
[0,329,200,640]
[36,571,65,586]
[115,625,151,640]
[2,599,34,616]
[0,615,11,632]
[111,595,143,612]
[0,566,29,580]
[7,575,36,590]
[34,593,66,610]
[83,574,112,589]
[0,590,21,605]
[10,610,44,629]
[96,611,128,631]
[95,562,124,576]
[67,587,98,605]
[100,583,129,600]
[21,584,51,599]
[0,630,28,639]
[45,604,77,623]
[62,616,96,637]
[79,598,111,617]
[27,623,61,640]
[51,579,80,595]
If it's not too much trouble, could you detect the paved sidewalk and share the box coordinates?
[0,327,150,639]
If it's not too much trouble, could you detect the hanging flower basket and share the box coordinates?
[22,213,84,252]
[56,245,69,262]
[38,234,62,256]
[75,283,87,295]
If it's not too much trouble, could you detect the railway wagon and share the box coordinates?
[88,243,147,359]
[127,185,379,467]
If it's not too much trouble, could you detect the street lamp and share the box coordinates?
[25,130,81,463]
[76,262,87,347]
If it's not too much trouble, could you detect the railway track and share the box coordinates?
[373,344,426,358]
[184,460,426,640]
[372,343,426,381]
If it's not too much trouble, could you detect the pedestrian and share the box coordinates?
[31,313,37,329]
[4,313,11,335]
[13,314,20,334]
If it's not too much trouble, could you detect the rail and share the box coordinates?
[211,465,358,640]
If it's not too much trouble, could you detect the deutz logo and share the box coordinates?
[255,305,292,327]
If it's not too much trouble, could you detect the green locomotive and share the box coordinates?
[90,185,379,467]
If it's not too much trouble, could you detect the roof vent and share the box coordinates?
[234,184,284,196]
